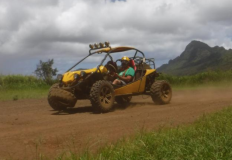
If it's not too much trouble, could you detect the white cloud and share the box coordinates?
[0,0,232,74]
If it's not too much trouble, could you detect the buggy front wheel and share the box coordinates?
[90,80,115,113]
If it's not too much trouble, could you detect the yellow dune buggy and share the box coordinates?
[48,42,172,112]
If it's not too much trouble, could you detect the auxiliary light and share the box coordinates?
[89,41,110,49]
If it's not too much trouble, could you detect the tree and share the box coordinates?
[35,59,58,85]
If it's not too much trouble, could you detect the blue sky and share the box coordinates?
[0,0,232,75]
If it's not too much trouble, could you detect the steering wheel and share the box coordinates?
[107,63,117,73]
[105,61,118,73]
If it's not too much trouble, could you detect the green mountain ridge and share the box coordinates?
[157,40,232,75]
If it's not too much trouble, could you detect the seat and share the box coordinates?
[133,70,141,81]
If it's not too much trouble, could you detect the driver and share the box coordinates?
[112,56,135,85]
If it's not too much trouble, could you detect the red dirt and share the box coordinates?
[0,88,232,159]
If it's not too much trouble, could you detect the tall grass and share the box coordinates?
[1,70,232,100]
[0,74,48,89]
[1,71,232,89]
[157,70,232,87]
[0,75,52,100]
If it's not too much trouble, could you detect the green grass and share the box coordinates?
[53,106,232,160]
[0,87,50,101]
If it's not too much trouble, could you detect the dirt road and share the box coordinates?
[0,88,232,159]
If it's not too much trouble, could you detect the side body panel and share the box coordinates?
[114,69,156,96]
[114,77,146,96]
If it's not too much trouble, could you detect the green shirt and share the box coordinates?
[119,67,135,77]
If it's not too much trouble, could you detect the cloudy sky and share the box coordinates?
[1,0,232,75]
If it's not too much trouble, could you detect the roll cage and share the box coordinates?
[66,46,155,73]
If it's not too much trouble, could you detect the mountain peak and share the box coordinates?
[185,40,210,51]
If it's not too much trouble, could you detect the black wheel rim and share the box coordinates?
[100,86,112,105]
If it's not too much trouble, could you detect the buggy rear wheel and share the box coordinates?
[150,80,172,104]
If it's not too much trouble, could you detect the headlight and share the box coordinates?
[80,71,87,78]
[99,66,107,74]
[57,74,63,81]
[74,73,79,80]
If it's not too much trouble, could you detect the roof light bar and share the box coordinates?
[89,41,110,49]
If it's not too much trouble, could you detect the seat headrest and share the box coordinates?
[130,59,136,71]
